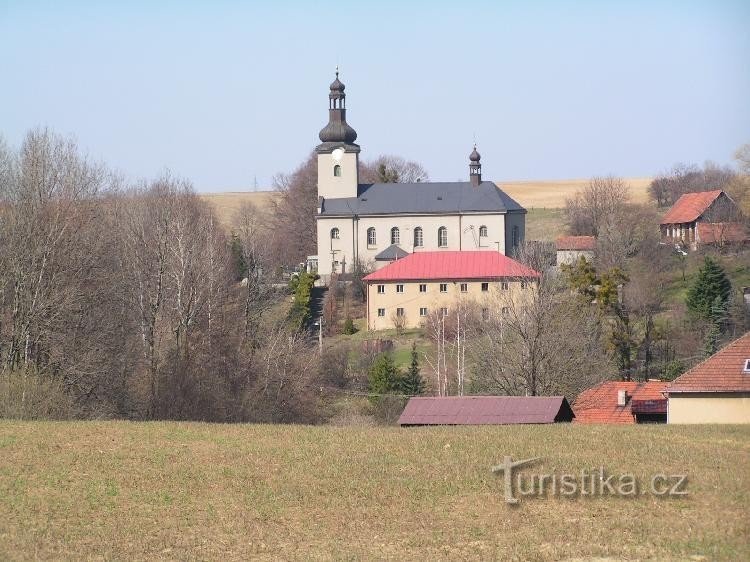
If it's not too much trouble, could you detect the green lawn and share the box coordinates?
[0,421,748,560]
[525,207,567,241]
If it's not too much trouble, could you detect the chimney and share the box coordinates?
[617,389,628,407]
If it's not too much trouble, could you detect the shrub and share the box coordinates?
[342,317,357,335]
[0,369,76,420]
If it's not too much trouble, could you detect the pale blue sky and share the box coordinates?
[1,1,748,191]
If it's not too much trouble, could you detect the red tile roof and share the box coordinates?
[556,235,596,251]
[363,251,540,282]
[573,380,668,424]
[398,396,574,425]
[696,222,749,244]
[660,190,723,225]
[667,332,750,394]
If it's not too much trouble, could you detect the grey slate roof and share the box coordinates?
[374,244,409,261]
[319,181,525,217]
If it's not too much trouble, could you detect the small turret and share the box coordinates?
[469,144,482,187]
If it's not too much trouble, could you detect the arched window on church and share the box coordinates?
[367,227,376,247]
[330,227,340,240]
[413,227,423,247]
[391,227,400,245]
[512,225,520,248]
[438,226,448,248]
[479,225,488,238]
[333,165,341,177]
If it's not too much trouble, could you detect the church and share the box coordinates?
[312,71,527,282]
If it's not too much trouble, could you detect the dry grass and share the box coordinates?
[200,191,280,228]
[500,177,653,208]
[0,421,747,560]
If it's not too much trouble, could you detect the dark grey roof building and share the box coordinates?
[319,181,525,217]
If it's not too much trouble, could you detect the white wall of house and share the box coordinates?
[556,249,595,266]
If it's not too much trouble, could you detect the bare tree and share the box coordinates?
[269,152,318,268]
[564,176,630,236]
[649,162,737,207]
[360,155,429,184]
[232,202,275,346]
[469,276,610,398]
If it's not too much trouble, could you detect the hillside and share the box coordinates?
[0,421,747,560]
[199,177,653,230]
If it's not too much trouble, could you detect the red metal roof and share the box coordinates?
[398,396,574,426]
[363,251,540,282]
[573,381,668,424]
[556,235,596,251]
[667,332,750,394]
[660,190,723,225]
[696,222,749,244]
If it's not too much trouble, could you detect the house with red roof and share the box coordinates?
[666,332,750,423]
[573,380,669,424]
[362,250,539,330]
[659,190,747,250]
[555,235,596,266]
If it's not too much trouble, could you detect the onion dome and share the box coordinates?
[318,69,358,144]
[330,71,345,93]
[470,145,481,162]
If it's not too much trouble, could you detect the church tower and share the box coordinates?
[316,70,360,200]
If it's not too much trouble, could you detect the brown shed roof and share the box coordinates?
[660,190,723,225]
[556,235,596,251]
[398,396,574,426]
[573,380,668,424]
[667,332,750,394]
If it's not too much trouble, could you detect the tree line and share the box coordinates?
[0,130,329,422]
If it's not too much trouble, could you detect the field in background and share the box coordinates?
[201,191,280,227]
[0,421,746,560]
[199,177,653,234]
[501,177,653,207]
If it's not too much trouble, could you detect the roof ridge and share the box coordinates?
[667,331,750,390]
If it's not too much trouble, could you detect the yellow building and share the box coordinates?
[363,251,539,331]
[666,332,750,424]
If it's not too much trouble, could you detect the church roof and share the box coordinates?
[374,244,409,261]
[318,181,525,217]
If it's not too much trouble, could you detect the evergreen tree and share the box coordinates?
[398,342,425,396]
[686,256,731,321]
[702,322,721,357]
[368,353,401,401]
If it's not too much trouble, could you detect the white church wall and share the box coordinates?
[316,212,511,279]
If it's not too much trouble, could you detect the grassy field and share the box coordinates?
[524,208,567,241]
[199,177,653,231]
[0,421,747,560]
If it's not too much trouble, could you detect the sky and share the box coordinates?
[0,0,748,192]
